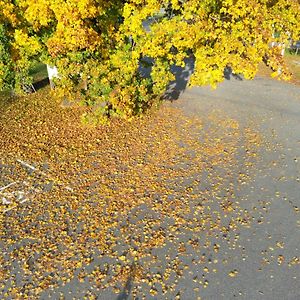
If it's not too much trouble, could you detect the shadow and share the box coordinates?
[115,262,136,300]
[139,57,154,79]
[224,66,243,81]
[33,77,49,91]
[163,55,195,101]
[116,276,133,300]
[138,55,195,102]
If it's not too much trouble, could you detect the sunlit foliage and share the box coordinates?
[0,0,299,120]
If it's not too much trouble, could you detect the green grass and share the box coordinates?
[257,48,300,84]
[29,62,48,83]
[0,62,48,97]
[284,49,300,83]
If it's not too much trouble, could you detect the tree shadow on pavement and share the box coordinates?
[163,56,195,101]
[115,262,136,300]
[33,78,50,91]
[138,55,195,102]
[224,66,243,81]
[162,62,244,102]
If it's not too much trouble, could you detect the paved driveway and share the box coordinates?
[173,77,300,299]
[1,76,300,300]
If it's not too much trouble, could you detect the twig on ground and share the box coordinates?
[0,182,16,192]
[16,159,74,192]
[1,159,74,214]
[16,159,36,171]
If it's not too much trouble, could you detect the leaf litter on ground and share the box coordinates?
[1,87,295,299]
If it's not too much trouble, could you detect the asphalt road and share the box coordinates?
[1,75,300,300]
[173,76,300,299]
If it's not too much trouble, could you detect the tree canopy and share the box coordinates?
[0,0,299,121]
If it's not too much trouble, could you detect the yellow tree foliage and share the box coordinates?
[0,0,299,120]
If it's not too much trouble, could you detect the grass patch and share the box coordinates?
[257,49,300,85]
[29,62,48,83]
[284,50,300,83]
